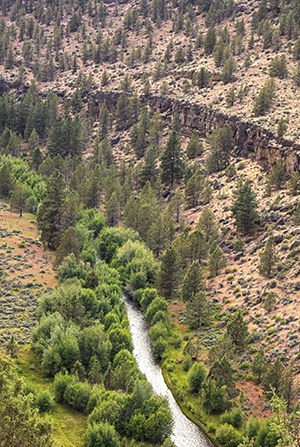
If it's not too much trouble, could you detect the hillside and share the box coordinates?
[0,1,299,447]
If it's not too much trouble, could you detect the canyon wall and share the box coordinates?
[96,91,300,173]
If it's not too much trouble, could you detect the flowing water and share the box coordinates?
[124,297,214,447]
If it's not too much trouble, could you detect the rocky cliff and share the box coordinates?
[96,91,300,174]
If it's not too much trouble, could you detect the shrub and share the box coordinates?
[187,362,207,393]
[153,337,167,360]
[36,391,54,413]
[63,381,91,412]
[85,422,121,447]
[215,423,243,447]
[220,407,244,428]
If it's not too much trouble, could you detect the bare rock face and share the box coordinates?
[96,90,300,173]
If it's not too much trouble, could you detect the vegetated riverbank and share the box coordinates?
[124,296,214,447]
[161,368,220,447]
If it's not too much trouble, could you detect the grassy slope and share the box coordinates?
[0,202,88,447]
[18,347,87,447]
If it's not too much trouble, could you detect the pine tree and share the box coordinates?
[37,171,66,250]
[269,159,287,189]
[252,348,267,382]
[197,208,219,243]
[186,230,209,263]
[148,213,173,257]
[139,147,159,187]
[263,357,284,394]
[106,192,120,226]
[186,291,210,329]
[27,129,39,154]
[209,355,235,395]
[232,181,258,234]
[206,126,233,173]
[186,132,203,159]
[55,227,80,266]
[205,27,216,55]
[0,164,14,198]
[161,130,185,186]
[259,237,277,278]
[159,245,182,300]
[10,183,29,217]
[227,309,249,351]
[208,244,226,277]
[181,261,204,302]
[253,79,276,116]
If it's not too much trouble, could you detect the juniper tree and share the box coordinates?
[232,181,258,234]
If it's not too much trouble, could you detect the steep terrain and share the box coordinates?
[0,1,299,447]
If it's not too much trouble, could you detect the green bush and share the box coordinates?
[220,407,244,428]
[36,391,54,413]
[187,362,207,393]
[85,422,121,447]
[215,423,243,447]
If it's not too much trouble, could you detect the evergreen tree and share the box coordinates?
[208,244,226,277]
[161,130,185,186]
[259,237,277,278]
[227,309,249,351]
[263,357,284,395]
[55,227,80,266]
[139,147,159,187]
[209,355,235,395]
[253,79,276,116]
[10,183,30,217]
[252,348,267,383]
[0,164,14,198]
[232,181,258,234]
[186,291,210,329]
[181,261,204,302]
[37,171,66,249]
[186,132,203,159]
[197,208,219,243]
[205,27,216,55]
[269,159,287,189]
[159,245,182,300]
[206,126,233,173]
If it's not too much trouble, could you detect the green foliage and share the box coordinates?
[232,181,258,234]
[161,129,185,186]
[206,126,233,173]
[37,171,66,249]
[226,309,249,351]
[202,378,228,414]
[253,79,276,116]
[36,391,54,413]
[259,237,277,278]
[220,407,244,428]
[158,245,182,300]
[187,362,207,393]
[0,359,54,446]
[182,261,204,302]
[85,422,121,447]
[215,423,242,447]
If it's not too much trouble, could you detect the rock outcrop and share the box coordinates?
[96,90,300,173]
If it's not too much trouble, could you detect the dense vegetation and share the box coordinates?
[0,0,299,446]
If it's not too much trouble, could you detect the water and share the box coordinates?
[124,297,214,447]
